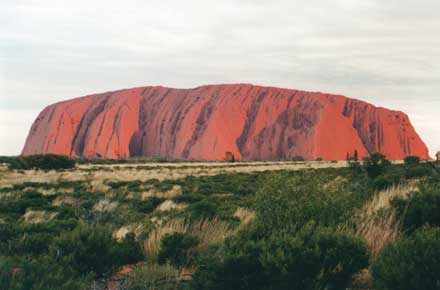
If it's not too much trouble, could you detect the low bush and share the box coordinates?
[158,232,199,267]
[0,223,19,253]
[404,165,432,179]
[372,173,401,190]
[173,193,204,204]
[56,205,78,220]
[129,197,164,214]
[107,180,142,190]
[117,233,144,266]
[392,180,440,233]
[0,255,91,290]
[190,246,266,290]
[51,223,142,277]
[291,155,305,161]
[363,153,391,179]
[0,191,51,214]
[371,227,440,290]
[255,172,359,233]
[190,225,368,290]
[182,173,259,196]
[189,200,217,220]
[7,154,76,170]
[349,160,363,176]
[190,171,369,290]
[127,263,180,290]
[403,155,420,166]
[12,232,53,256]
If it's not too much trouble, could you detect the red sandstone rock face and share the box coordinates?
[22,84,430,160]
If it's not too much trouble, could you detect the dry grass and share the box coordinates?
[233,207,256,226]
[51,195,80,207]
[93,199,119,212]
[155,200,188,212]
[191,218,238,251]
[144,217,238,259]
[142,185,182,199]
[0,161,349,187]
[23,210,58,224]
[356,209,401,258]
[88,179,111,192]
[362,182,418,216]
[354,182,418,257]
[113,224,144,241]
[144,219,187,259]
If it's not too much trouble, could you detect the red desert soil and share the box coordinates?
[22,84,429,160]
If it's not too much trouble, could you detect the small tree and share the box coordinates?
[291,155,305,162]
[224,152,236,162]
[363,152,391,179]
[404,156,420,166]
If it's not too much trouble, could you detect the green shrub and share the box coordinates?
[259,227,368,290]
[117,233,144,266]
[107,180,142,190]
[51,223,141,277]
[173,193,204,204]
[158,232,199,267]
[254,172,358,234]
[0,223,19,253]
[371,227,440,290]
[348,160,364,177]
[189,200,217,220]
[182,173,258,196]
[8,154,76,170]
[55,205,78,221]
[0,255,91,290]
[373,173,401,190]
[404,155,420,166]
[0,191,50,214]
[127,263,180,290]
[190,225,368,290]
[392,181,440,233]
[190,171,368,290]
[405,165,432,179]
[13,232,53,255]
[291,155,305,161]
[129,197,164,214]
[363,153,391,179]
[190,246,267,290]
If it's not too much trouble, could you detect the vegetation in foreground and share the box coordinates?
[0,154,439,290]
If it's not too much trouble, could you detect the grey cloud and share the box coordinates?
[0,0,439,155]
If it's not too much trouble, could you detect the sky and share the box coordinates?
[0,0,439,156]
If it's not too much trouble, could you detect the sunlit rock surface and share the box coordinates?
[22,84,430,160]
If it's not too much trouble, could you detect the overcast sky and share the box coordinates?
[0,0,439,156]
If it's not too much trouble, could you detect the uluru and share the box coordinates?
[22,84,430,161]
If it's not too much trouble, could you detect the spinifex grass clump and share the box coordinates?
[354,182,418,257]
[144,217,237,262]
